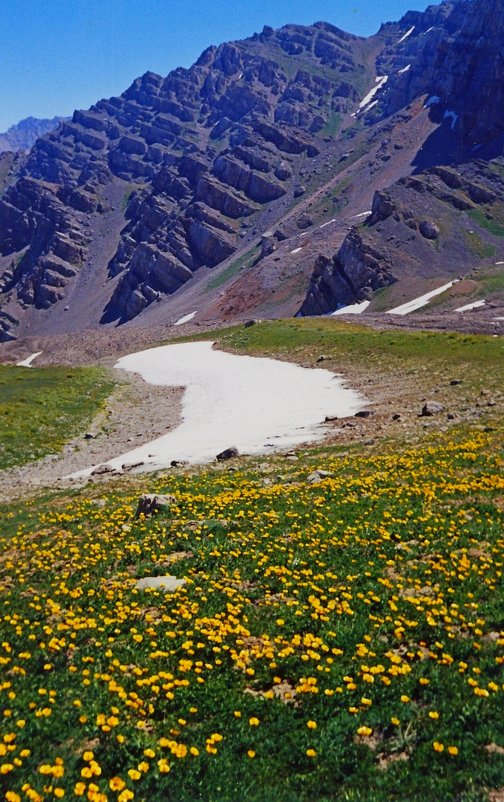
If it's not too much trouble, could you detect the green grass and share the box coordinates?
[478,265,504,295]
[469,207,504,238]
[0,365,115,469]
[0,425,502,801]
[321,112,342,138]
[207,246,260,291]
[464,229,496,259]
[0,321,503,801]
[213,318,503,380]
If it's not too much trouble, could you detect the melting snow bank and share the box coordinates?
[387,281,458,315]
[68,342,364,478]
[331,300,371,316]
[455,300,486,312]
[358,76,388,111]
[397,25,415,44]
[174,311,197,326]
[16,351,42,368]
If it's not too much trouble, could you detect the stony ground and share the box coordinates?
[0,369,183,502]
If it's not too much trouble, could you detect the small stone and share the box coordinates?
[91,464,116,476]
[135,575,186,593]
[122,461,144,472]
[216,447,239,461]
[450,379,463,386]
[392,413,401,421]
[84,432,96,440]
[355,410,373,418]
[170,459,189,467]
[420,401,445,417]
[316,355,328,363]
[307,470,334,483]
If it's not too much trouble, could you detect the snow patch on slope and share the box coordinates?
[331,300,371,316]
[387,281,458,315]
[358,76,389,110]
[16,352,42,368]
[455,300,486,312]
[174,311,197,326]
[398,26,415,44]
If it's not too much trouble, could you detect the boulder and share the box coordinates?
[135,493,177,517]
[420,401,445,417]
[90,464,116,475]
[216,447,239,461]
[419,220,440,240]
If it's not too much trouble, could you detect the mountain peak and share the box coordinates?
[0,0,503,341]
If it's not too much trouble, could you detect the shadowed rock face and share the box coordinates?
[2,0,504,338]
[300,158,504,315]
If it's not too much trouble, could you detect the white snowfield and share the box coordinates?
[455,300,486,312]
[68,342,364,477]
[331,300,371,316]
[387,281,458,315]
[16,352,42,368]
[174,311,197,326]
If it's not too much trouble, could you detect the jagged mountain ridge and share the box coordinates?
[0,116,67,154]
[0,21,377,338]
[1,0,504,341]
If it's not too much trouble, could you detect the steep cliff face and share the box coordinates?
[300,157,504,316]
[298,0,504,316]
[378,0,504,150]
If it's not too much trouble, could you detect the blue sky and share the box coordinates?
[0,0,432,131]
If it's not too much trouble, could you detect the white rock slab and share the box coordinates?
[68,341,364,477]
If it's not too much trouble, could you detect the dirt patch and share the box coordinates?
[0,370,183,503]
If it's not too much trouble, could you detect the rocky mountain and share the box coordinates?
[1,0,504,342]
[0,116,67,154]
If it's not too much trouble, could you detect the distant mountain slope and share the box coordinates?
[0,116,67,153]
[0,0,503,341]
